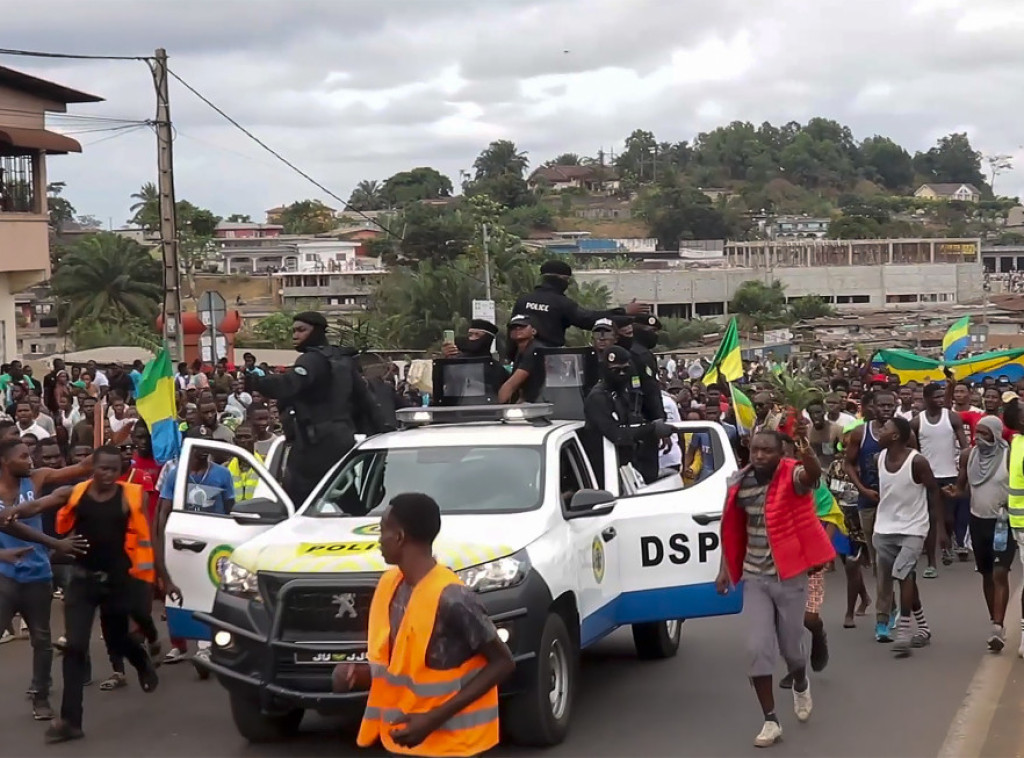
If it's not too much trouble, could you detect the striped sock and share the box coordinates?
[897,614,912,641]
[913,608,930,638]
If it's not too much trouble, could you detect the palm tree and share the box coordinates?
[129,182,159,231]
[348,179,385,211]
[473,140,529,180]
[51,232,163,326]
[544,153,582,167]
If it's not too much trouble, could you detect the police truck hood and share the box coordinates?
[228,512,544,574]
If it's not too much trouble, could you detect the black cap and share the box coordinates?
[508,314,534,329]
[293,311,328,329]
[605,346,632,367]
[469,319,498,335]
[592,318,615,332]
[636,314,662,330]
[540,260,573,277]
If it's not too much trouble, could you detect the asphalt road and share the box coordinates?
[0,561,1019,758]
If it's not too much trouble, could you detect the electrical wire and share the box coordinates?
[0,48,150,61]
[165,67,403,239]
[80,124,151,146]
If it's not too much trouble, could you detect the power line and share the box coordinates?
[165,67,403,239]
[0,48,150,61]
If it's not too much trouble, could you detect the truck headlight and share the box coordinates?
[457,551,530,593]
[221,561,261,600]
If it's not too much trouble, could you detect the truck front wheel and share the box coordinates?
[632,619,683,660]
[229,692,304,743]
[501,613,575,747]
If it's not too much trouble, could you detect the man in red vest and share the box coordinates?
[716,425,835,748]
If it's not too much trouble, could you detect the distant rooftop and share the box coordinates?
[0,65,103,104]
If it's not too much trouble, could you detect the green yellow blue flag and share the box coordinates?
[136,346,180,464]
[730,384,757,435]
[705,317,743,386]
[942,316,971,362]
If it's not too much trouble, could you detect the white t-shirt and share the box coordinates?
[665,359,677,378]
[16,422,50,440]
[659,393,682,469]
[92,370,109,389]
[227,392,252,415]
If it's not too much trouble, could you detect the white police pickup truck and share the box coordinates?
[164,404,742,746]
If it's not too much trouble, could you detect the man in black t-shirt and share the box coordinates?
[498,314,544,404]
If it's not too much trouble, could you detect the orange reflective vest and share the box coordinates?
[56,480,156,584]
[357,564,499,757]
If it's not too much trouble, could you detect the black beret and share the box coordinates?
[293,311,328,329]
[636,314,662,330]
[540,259,573,277]
[605,346,632,366]
[469,319,498,335]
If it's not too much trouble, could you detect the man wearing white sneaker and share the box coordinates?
[717,426,836,748]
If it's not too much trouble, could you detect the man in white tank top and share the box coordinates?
[875,416,947,657]
[911,383,968,577]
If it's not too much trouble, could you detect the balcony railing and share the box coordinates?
[0,154,38,214]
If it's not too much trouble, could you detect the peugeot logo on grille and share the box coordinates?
[332,593,357,619]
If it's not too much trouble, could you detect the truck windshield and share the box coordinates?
[306,445,544,517]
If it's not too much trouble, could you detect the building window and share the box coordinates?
[886,294,918,304]
[695,301,725,317]
[836,294,872,304]
[658,303,691,319]
[0,154,37,213]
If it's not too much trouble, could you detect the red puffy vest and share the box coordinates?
[721,458,836,582]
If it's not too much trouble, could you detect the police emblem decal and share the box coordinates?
[592,536,605,584]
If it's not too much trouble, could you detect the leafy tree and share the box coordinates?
[51,232,162,327]
[348,180,385,211]
[226,213,252,223]
[545,153,582,166]
[129,182,159,230]
[691,121,772,183]
[914,133,987,189]
[788,295,837,321]
[277,199,337,234]
[657,317,721,349]
[615,129,659,184]
[860,136,914,190]
[382,168,453,207]
[388,204,474,268]
[635,183,731,249]
[70,314,160,352]
[730,280,791,331]
[827,215,882,239]
[473,140,529,180]
[46,182,76,230]
[251,311,296,349]
[465,173,535,209]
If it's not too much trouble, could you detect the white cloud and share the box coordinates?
[3,0,1022,224]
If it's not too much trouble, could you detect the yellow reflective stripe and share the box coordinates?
[136,562,154,570]
[376,706,498,731]
[138,540,152,548]
[369,666,478,697]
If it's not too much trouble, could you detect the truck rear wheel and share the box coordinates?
[632,619,683,660]
[502,613,575,747]
[229,692,304,743]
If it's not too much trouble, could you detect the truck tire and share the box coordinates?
[632,619,683,660]
[501,613,575,747]
[229,692,304,743]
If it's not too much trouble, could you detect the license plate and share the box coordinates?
[293,650,368,666]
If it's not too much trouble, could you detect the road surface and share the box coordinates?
[0,562,1020,757]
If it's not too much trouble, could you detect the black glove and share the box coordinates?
[653,421,676,438]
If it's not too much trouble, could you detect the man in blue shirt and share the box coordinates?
[158,439,235,515]
[129,360,145,399]
[0,440,90,720]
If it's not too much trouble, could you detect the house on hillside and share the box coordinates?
[0,64,102,361]
[214,220,283,239]
[528,165,620,194]
[914,183,982,203]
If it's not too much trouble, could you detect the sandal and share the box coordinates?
[923,566,938,579]
[99,673,127,691]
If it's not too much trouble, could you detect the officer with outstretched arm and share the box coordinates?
[513,260,646,347]
[248,311,385,505]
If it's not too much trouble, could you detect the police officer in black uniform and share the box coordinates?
[513,260,645,347]
[437,319,506,400]
[611,316,664,482]
[248,311,385,504]
[581,346,675,488]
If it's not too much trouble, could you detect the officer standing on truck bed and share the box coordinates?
[581,346,676,488]
[513,260,647,347]
[247,311,385,504]
[614,315,665,482]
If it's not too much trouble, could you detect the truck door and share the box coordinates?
[558,436,622,648]
[612,422,742,624]
[164,438,295,640]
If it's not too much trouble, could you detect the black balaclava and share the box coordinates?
[600,346,633,392]
[294,311,329,353]
[634,328,658,350]
[455,334,494,356]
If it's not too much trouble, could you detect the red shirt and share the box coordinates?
[120,467,158,523]
[959,410,1016,443]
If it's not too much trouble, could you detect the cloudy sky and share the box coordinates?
[7,0,1024,225]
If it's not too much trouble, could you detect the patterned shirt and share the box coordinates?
[738,465,810,577]
[388,580,498,670]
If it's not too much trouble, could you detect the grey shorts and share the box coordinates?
[873,533,925,581]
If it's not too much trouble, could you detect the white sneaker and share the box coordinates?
[793,679,813,722]
[0,630,14,645]
[754,719,783,747]
[18,618,29,635]
[163,647,187,665]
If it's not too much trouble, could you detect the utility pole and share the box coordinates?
[481,223,492,301]
[151,48,182,361]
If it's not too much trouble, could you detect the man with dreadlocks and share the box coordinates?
[247,311,385,503]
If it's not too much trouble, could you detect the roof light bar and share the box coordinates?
[396,404,554,427]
